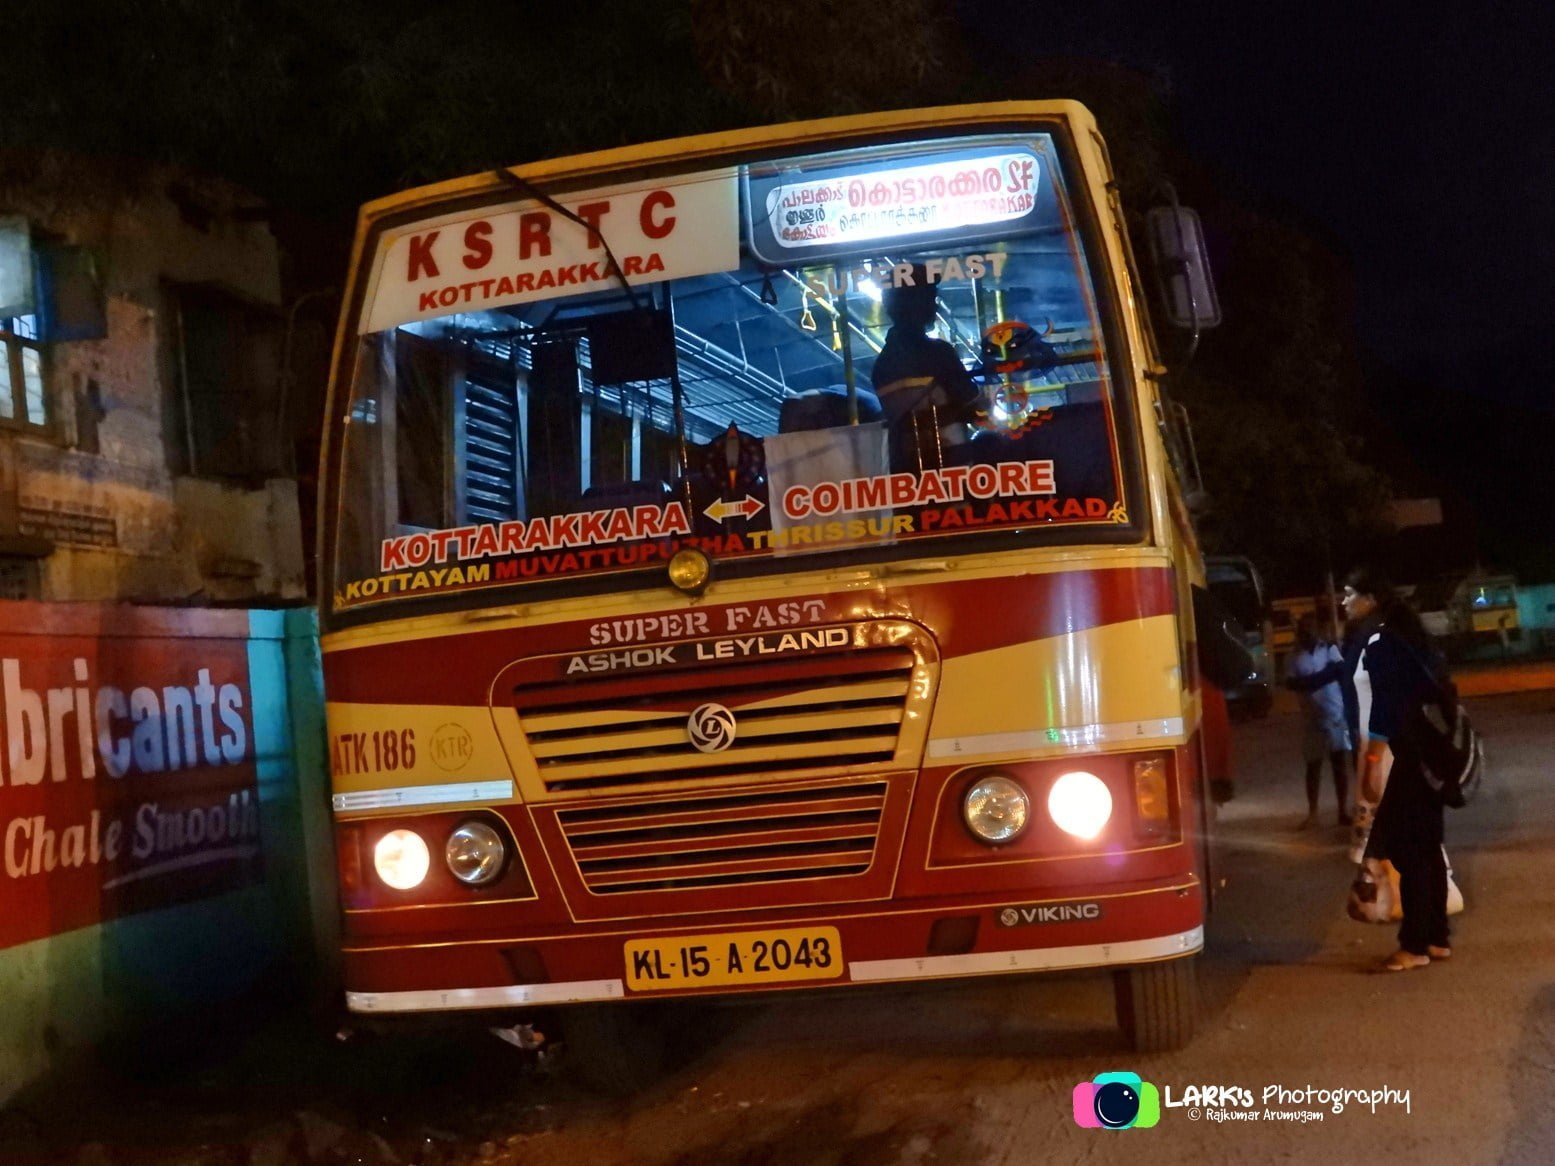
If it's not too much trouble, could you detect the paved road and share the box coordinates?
[488,691,1555,1165]
[6,691,1553,1164]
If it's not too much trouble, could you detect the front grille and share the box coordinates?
[557,780,887,895]
[512,636,918,793]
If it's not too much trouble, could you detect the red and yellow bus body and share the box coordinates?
[319,103,1212,1041]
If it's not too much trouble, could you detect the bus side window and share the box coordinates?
[526,341,583,517]
[393,330,454,531]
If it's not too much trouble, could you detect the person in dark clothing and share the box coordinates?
[1345,567,1452,972]
[871,270,981,472]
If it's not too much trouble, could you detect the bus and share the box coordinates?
[1205,555,1273,717]
[319,102,1219,1062]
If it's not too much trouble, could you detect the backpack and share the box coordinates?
[1412,688,1485,808]
[1397,637,1485,809]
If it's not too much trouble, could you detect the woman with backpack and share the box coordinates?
[1344,567,1453,972]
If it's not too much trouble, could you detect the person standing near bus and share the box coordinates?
[1346,568,1453,971]
[1286,598,1378,857]
[1285,614,1352,828]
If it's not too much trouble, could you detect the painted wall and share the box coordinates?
[0,602,330,1106]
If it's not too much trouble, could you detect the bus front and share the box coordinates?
[322,102,1208,1052]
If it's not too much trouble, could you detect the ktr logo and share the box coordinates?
[1073,1071,1161,1129]
[428,723,474,772]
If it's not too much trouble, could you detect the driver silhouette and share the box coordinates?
[870,267,980,472]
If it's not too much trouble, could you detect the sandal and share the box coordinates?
[1427,945,1452,960]
[1382,950,1431,972]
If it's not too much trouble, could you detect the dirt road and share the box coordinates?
[6,692,1553,1164]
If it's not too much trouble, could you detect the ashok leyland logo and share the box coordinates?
[687,703,737,753]
[1073,1072,1161,1129]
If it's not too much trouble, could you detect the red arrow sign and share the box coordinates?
[703,495,766,523]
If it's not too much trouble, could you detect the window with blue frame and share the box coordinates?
[0,312,47,429]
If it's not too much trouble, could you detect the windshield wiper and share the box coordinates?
[492,168,642,312]
[492,168,695,497]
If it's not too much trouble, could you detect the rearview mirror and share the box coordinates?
[1146,206,1221,331]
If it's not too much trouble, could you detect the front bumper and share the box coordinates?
[343,873,1204,1014]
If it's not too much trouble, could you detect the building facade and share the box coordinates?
[1,160,305,604]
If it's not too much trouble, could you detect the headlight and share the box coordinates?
[446,820,507,886]
[373,829,430,890]
[1048,771,1114,840]
[963,774,1030,843]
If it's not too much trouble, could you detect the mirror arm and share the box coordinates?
[1155,181,1202,362]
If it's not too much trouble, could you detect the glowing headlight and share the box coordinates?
[446,820,506,886]
[963,774,1030,844]
[373,829,430,890]
[1048,771,1114,840]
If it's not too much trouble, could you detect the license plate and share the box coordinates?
[624,926,844,992]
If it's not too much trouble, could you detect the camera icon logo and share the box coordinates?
[1072,1071,1161,1129]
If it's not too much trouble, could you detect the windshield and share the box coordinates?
[331,128,1137,614]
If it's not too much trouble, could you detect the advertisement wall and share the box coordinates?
[0,604,330,1105]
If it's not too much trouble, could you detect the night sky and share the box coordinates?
[6,3,1548,575]
[960,0,1555,575]
[965,1,1555,394]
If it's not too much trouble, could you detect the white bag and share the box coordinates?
[1347,850,1463,923]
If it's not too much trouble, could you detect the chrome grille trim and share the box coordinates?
[556,780,888,895]
[513,641,917,793]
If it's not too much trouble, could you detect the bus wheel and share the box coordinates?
[559,1004,669,1095]
[1114,957,1198,1052]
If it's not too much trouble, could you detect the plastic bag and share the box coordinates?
[1346,850,1464,922]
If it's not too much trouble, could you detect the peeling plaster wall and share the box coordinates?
[1,169,304,603]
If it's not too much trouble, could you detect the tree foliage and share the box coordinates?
[690,0,957,123]
[0,0,955,218]
[0,1,1393,588]
[1175,198,1393,592]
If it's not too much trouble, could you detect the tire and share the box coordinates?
[558,1004,669,1095]
[1114,956,1198,1053]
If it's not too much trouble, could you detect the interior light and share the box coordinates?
[856,276,883,302]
